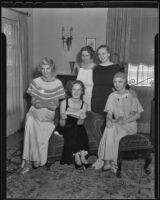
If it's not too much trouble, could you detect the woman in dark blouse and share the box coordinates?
[91,45,128,120]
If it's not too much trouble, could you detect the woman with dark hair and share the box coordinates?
[76,46,96,111]
[55,80,91,169]
[21,57,65,174]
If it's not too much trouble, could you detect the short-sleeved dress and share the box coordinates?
[92,90,144,170]
[91,63,123,117]
[22,77,65,166]
[55,98,89,164]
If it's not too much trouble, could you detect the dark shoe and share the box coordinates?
[83,163,92,169]
[45,161,52,169]
[102,165,111,172]
[75,162,83,169]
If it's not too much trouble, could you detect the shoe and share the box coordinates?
[110,162,118,174]
[72,153,83,169]
[21,160,31,174]
[80,150,91,169]
[102,164,111,172]
[83,163,92,169]
[21,167,30,174]
[33,161,40,169]
[45,161,53,168]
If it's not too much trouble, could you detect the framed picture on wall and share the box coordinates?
[86,38,96,51]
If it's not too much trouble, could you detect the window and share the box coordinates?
[127,63,154,87]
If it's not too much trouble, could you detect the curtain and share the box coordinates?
[106,8,158,133]
[18,14,30,127]
[2,19,22,136]
[2,12,29,136]
[106,8,158,64]
[106,8,131,63]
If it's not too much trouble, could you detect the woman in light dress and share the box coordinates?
[76,46,96,111]
[92,72,143,173]
[21,57,65,174]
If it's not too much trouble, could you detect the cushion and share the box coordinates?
[119,134,153,151]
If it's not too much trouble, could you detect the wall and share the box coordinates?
[32,8,108,74]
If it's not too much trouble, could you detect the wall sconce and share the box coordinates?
[61,26,73,51]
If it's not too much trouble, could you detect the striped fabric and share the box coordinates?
[27,77,65,107]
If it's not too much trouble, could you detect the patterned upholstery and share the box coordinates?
[119,134,153,151]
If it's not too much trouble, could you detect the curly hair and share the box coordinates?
[80,46,95,61]
[65,80,85,99]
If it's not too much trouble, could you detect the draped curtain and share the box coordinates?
[18,14,30,126]
[2,11,29,136]
[106,8,158,133]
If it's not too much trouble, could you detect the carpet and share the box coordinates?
[6,142,155,199]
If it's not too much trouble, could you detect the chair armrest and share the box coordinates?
[84,111,104,147]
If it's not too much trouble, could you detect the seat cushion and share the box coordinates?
[119,134,153,151]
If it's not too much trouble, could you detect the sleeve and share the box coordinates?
[26,80,35,96]
[131,97,144,113]
[104,93,114,113]
[56,79,66,100]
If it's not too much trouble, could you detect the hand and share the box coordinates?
[61,113,67,119]
[60,119,66,126]
[106,120,113,128]
[77,119,84,125]
[79,112,86,119]
[41,111,55,122]
[115,116,125,125]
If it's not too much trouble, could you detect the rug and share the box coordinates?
[6,142,155,199]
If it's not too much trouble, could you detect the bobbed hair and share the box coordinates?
[37,57,56,74]
[65,80,85,99]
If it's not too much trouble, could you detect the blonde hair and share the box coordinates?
[113,72,127,80]
[37,57,56,73]
[113,72,128,86]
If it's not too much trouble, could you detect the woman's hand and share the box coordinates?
[79,111,86,119]
[59,119,66,126]
[115,116,125,125]
[77,119,84,125]
[61,112,67,120]
[106,119,113,128]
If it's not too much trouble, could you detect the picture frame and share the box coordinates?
[86,38,96,51]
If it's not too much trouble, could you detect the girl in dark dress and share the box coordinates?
[55,80,91,169]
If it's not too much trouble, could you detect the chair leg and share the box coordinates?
[144,152,152,175]
[116,153,122,178]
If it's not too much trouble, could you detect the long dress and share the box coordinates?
[77,66,94,111]
[92,91,144,169]
[22,77,65,166]
[55,98,89,164]
[91,63,123,118]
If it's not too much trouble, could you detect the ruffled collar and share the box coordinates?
[114,91,129,99]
